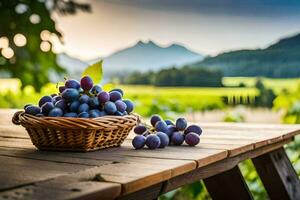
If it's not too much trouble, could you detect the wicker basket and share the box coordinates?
[12,111,139,152]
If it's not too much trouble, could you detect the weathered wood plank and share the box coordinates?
[161,138,293,193]
[0,175,121,200]
[116,183,162,200]
[0,145,197,179]
[103,141,228,168]
[0,155,91,191]
[0,125,29,138]
[0,137,37,149]
[201,123,300,139]
[0,146,196,195]
[252,148,300,200]
[0,147,112,166]
[204,166,253,200]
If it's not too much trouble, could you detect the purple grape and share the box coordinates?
[171,132,184,145]
[35,113,44,117]
[165,119,174,126]
[55,100,67,111]
[48,108,63,117]
[78,112,89,118]
[132,135,146,149]
[59,86,66,93]
[90,109,102,115]
[65,79,80,89]
[89,110,100,118]
[156,132,169,148]
[166,125,177,137]
[109,91,122,102]
[110,88,124,96]
[78,88,84,94]
[104,101,117,114]
[61,88,80,102]
[184,125,202,136]
[134,124,147,135]
[91,85,102,94]
[176,118,187,131]
[98,111,107,117]
[63,112,78,117]
[79,94,89,103]
[78,103,89,113]
[185,132,200,146]
[123,100,134,113]
[80,76,93,91]
[38,96,52,107]
[41,102,54,115]
[69,101,80,112]
[155,120,168,133]
[115,111,124,116]
[145,134,161,149]
[52,96,62,104]
[115,100,127,113]
[88,97,100,108]
[24,104,32,110]
[97,91,110,104]
[150,114,162,127]
[25,106,41,116]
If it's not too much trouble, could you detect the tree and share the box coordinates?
[0,0,90,91]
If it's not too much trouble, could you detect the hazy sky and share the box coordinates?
[54,0,300,60]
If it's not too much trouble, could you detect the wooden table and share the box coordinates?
[0,109,300,200]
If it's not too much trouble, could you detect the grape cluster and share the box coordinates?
[24,76,134,118]
[132,115,202,150]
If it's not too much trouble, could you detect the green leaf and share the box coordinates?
[82,60,103,84]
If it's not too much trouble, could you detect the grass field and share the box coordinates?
[222,77,300,94]
[0,77,298,118]
[0,79,258,117]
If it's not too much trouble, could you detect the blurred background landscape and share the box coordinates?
[0,0,300,199]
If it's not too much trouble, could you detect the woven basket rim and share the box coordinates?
[12,111,140,130]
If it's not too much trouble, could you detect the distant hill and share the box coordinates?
[90,40,203,77]
[192,33,300,78]
[56,53,88,80]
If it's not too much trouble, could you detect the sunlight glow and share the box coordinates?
[40,30,51,41]
[40,41,51,52]
[0,37,9,49]
[1,47,14,59]
[29,14,41,24]
[13,34,27,47]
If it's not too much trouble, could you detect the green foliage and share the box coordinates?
[0,80,260,118]
[273,84,300,124]
[123,66,223,87]
[222,77,300,94]
[253,79,276,108]
[160,181,210,200]
[82,60,103,84]
[0,0,90,91]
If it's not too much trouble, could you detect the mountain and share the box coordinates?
[90,40,203,77]
[192,33,300,78]
[55,53,88,80]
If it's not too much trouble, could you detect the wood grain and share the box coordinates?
[0,155,91,191]
[252,148,300,200]
[0,176,121,200]
[162,138,293,193]
[204,166,253,200]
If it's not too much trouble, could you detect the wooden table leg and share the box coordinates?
[203,165,253,200]
[252,147,300,200]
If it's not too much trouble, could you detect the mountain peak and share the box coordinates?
[136,40,157,47]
